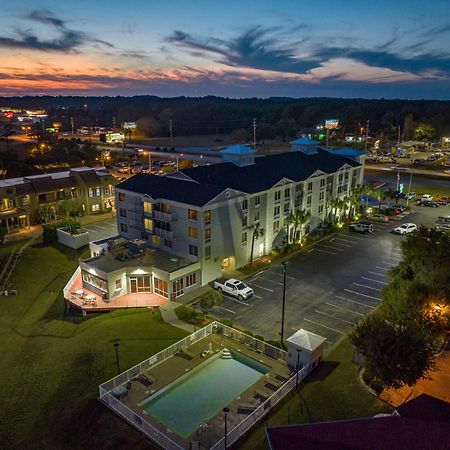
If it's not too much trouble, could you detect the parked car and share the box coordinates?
[435,223,450,232]
[427,155,436,161]
[385,206,403,215]
[405,192,416,200]
[413,159,424,165]
[421,200,440,208]
[213,278,254,300]
[349,220,374,234]
[421,194,433,201]
[437,214,450,222]
[438,196,449,205]
[369,213,389,222]
[393,223,417,235]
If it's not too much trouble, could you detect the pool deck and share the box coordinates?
[120,334,291,449]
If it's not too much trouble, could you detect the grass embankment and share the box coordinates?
[409,183,450,198]
[0,240,188,450]
[239,337,392,450]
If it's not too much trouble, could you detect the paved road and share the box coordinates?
[211,205,447,350]
[82,218,117,242]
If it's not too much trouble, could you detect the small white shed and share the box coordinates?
[286,329,326,372]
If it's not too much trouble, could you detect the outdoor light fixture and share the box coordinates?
[223,407,230,449]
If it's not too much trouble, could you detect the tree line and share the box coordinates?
[2,96,450,141]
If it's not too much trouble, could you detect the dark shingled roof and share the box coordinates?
[117,150,360,206]
[116,173,225,207]
[266,394,450,450]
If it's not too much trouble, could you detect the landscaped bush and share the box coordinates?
[218,319,233,327]
[199,290,223,311]
[43,219,81,244]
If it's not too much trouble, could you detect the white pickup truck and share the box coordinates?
[213,278,254,300]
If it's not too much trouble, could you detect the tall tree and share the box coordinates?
[286,209,311,244]
[247,223,265,263]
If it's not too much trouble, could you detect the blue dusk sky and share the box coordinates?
[0,0,449,98]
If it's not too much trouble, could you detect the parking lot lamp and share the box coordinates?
[113,343,120,374]
[192,302,198,332]
[281,261,287,347]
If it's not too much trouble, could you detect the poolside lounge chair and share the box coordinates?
[179,345,195,360]
[264,381,281,392]
[237,404,257,415]
[135,374,152,387]
[254,391,269,403]
[275,374,289,383]
[145,372,157,384]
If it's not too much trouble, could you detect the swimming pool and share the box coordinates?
[140,349,269,438]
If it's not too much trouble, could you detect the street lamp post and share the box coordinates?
[148,151,152,173]
[114,343,120,374]
[296,348,302,391]
[223,407,230,449]
[280,261,287,347]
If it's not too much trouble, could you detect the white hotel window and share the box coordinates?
[242,232,247,245]
[92,204,100,212]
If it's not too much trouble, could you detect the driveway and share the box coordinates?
[211,205,447,350]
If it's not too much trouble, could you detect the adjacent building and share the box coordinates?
[0,167,117,235]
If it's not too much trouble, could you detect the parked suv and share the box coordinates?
[405,192,416,200]
[349,220,374,234]
[421,194,433,202]
[393,223,417,235]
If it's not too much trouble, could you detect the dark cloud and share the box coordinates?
[166,26,450,78]
[0,9,112,52]
[167,26,319,74]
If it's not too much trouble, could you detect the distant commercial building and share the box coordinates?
[0,167,117,235]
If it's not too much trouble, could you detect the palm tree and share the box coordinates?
[286,209,311,244]
[247,223,265,263]
[375,189,388,212]
[329,197,345,223]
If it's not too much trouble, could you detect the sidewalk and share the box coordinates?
[4,225,42,244]
[78,211,116,226]
[159,301,195,333]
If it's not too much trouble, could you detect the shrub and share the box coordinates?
[219,319,233,327]
[200,289,223,311]
[43,219,81,244]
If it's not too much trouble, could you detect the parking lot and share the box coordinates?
[82,218,118,241]
[212,205,447,351]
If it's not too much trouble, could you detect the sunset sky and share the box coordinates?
[1,0,449,98]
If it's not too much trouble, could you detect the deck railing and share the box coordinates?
[62,266,80,298]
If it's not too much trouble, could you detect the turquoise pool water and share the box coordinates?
[140,350,269,438]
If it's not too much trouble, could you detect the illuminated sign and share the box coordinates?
[122,122,137,129]
[324,119,339,129]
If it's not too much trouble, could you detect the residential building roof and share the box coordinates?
[0,167,111,191]
[266,394,450,450]
[327,148,365,157]
[220,144,256,155]
[117,149,360,206]
[287,329,326,351]
[290,137,319,145]
[117,172,226,207]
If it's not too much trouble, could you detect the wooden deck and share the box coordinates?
[64,273,168,312]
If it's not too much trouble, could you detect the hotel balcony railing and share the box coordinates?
[154,228,178,239]
[153,211,177,222]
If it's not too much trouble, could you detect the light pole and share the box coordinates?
[223,407,230,449]
[114,343,120,374]
[280,261,287,347]
[296,348,302,391]
[147,151,152,173]
[192,302,198,332]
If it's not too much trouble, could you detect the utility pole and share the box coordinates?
[112,116,116,130]
[397,125,401,144]
[280,261,287,347]
[253,117,257,148]
[326,128,330,148]
[70,116,74,135]
[364,120,370,152]
[169,119,173,147]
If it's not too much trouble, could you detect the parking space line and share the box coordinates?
[311,248,339,256]
[335,237,360,244]
[253,294,262,299]
[343,235,365,241]
[361,276,387,285]
[316,244,344,252]
[331,241,352,248]
[375,266,390,271]
[352,282,381,291]
[384,256,401,261]
[368,271,387,277]
[257,276,284,286]
[336,295,375,309]
[325,302,365,316]
[223,295,250,306]
[344,289,380,301]
[304,318,345,334]
[381,261,397,266]
[246,282,273,292]
[314,309,356,325]
[220,306,236,314]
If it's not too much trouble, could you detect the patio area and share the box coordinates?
[64,272,168,312]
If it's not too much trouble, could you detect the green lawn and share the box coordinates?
[0,240,188,450]
[239,337,392,450]
[409,183,450,198]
